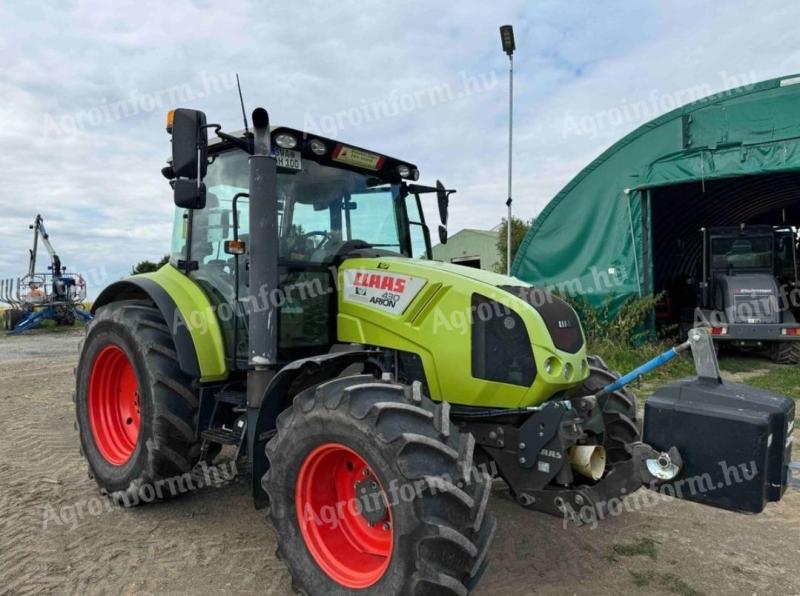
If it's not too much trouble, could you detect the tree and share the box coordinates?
[131,255,170,275]
[495,216,532,274]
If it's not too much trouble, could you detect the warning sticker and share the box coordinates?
[332,145,385,171]
[343,269,426,314]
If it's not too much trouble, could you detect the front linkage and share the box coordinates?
[457,328,795,522]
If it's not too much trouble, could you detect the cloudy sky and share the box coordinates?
[1,0,798,296]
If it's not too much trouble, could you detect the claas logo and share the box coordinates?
[353,272,406,293]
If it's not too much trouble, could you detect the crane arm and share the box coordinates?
[28,214,61,277]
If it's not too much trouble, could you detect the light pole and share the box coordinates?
[499,25,515,276]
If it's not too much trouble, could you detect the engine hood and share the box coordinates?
[335,256,588,409]
[383,257,532,288]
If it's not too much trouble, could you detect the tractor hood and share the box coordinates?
[336,256,588,409]
[403,258,529,287]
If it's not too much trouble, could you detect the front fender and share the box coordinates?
[93,265,228,382]
[250,350,374,508]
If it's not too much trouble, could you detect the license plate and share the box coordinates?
[276,148,301,170]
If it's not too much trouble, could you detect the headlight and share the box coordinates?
[274,133,298,149]
[397,164,412,178]
[544,357,557,376]
[309,139,327,155]
[563,362,573,380]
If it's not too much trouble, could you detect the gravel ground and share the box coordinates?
[0,329,798,595]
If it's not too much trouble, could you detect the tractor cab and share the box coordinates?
[166,121,452,366]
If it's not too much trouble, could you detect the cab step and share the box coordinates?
[214,389,247,407]
[201,426,243,445]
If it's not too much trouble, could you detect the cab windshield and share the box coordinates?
[710,236,773,271]
[176,149,408,266]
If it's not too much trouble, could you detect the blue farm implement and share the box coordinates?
[1,214,93,334]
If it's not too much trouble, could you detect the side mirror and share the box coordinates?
[169,108,208,209]
[436,180,452,245]
[174,179,206,209]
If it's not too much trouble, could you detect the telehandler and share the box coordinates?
[74,106,795,595]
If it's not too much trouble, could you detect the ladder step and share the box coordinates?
[214,389,247,407]
[201,427,243,446]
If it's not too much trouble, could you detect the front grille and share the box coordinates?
[731,292,778,324]
[471,294,536,386]
[501,286,584,354]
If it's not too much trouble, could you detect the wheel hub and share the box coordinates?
[355,474,389,526]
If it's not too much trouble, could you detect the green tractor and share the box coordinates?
[74,107,794,595]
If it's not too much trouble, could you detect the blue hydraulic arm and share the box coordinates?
[595,327,720,398]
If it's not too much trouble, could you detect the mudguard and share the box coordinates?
[92,264,228,382]
[249,350,374,508]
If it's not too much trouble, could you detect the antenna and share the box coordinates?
[236,73,249,134]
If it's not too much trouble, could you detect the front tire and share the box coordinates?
[75,301,201,504]
[578,356,641,463]
[263,375,496,595]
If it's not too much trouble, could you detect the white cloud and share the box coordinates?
[0,0,798,299]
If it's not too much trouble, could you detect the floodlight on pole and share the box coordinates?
[499,25,515,275]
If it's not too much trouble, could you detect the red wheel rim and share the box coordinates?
[295,443,393,588]
[88,345,141,466]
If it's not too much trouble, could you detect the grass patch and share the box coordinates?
[715,355,766,373]
[611,537,658,559]
[658,573,706,596]
[628,570,651,587]
[627,570,705,596]
[742,367,800,398]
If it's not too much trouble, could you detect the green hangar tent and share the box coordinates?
[512,74,800,329]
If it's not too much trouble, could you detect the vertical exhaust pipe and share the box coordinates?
[248,107,278,369]
[246,108,279,417]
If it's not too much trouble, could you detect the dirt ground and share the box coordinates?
[0,330,798,596]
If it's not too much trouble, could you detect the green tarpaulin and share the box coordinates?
[512,75,800,322]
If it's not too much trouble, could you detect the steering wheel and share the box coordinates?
[300,230,332,250]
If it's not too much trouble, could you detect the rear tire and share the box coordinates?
[770,342,800,365]
[75,301,201,504]
[578,356,641,463]
[263,375,496,595]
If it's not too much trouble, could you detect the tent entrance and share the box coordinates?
[648,171,800,333]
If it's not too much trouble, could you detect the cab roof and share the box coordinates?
[208,126,419,184]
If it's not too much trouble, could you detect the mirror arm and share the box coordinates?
[407,183,457,196]
[209,124,255,155]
